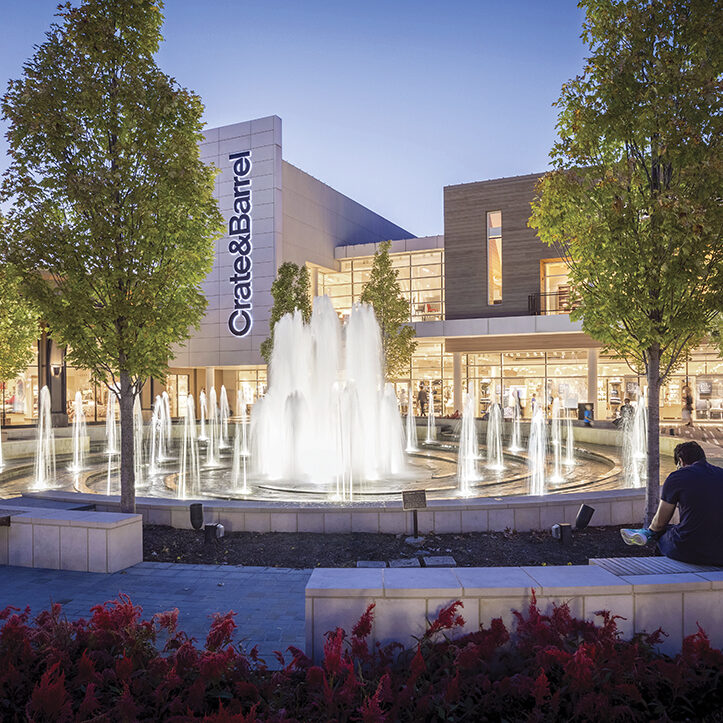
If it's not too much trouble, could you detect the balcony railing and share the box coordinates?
[528,290,577,316]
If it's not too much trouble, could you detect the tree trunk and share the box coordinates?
[119,370,136,514]
[645,344,661,525]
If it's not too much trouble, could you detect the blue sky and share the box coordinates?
[0,1,587,235]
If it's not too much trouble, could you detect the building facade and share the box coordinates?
[2,116,721,427]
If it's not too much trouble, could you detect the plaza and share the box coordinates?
[0,0,721,718]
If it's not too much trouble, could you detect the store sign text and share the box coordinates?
[227,150,253,337]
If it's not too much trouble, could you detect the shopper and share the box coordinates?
[620,441,723,565]
[417,382,428,416]
[682,385,694,427]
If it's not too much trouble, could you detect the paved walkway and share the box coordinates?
[0,563,312,665]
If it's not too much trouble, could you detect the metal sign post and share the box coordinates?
[402,490,428,540]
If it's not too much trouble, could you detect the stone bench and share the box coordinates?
[305,560,723,660]
[0,506,142,573]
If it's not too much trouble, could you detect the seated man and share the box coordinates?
[621,441,723,566]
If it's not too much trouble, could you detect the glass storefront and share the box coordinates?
[464,350,585,419]
[318,249,445,322]
[236,367,268,406]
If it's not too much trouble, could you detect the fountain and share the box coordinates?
[231,419,249,494]
[405,384,418,452]
[564,407,575,467]
[249,298,407,496]
[425,386,437,443]
[34,385,56,489]
[486,400,504,470]
[549,397,563,483]
[178,394,200,499]
[149,394,171,474]
[379,383,406,475]
[205,386,221,467]
[69,391,86,473]
[623,392,647,487]
[198,389,208,441]
[105,393,118,455]
[219,385,231,449]
[457,391,480,495]
[508,389,523,452]
[133,396,144,487]
[528,404,547,496]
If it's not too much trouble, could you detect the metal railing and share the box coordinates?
[528,291,577,316]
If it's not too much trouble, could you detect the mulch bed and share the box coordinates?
[143,524,654,568]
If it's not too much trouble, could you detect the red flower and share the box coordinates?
[206,611,237,651]
[113,681,141,720]
[25,661,72,721]
[424,600,465,639]
[305,665,325,688]
[352,603,376,640]
[77,682,101,719]
[532,669,550,705]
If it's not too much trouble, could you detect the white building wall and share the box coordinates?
[172,116,283,369]
[281,162,413,270]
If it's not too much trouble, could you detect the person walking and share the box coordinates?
[417,382,428,417]
[682,385,694,427]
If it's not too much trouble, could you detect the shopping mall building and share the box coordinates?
[3,115,721,427]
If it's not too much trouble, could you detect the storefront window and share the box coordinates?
[166,374,189,418]
[1,346,38,425]
[540,259,573,314]
[317,250,445,322]
[390,339,455,417]
[236,367,268,409]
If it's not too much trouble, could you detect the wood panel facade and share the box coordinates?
[444,173,551,320]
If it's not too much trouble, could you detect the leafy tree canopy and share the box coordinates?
[1,0,222,390]
[1,0,223,511]
[0,258,39,383]
[529,0,722,521]
[260,262,312,364]
[360,241,417,378]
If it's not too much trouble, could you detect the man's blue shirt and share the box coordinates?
[658,460,723,565]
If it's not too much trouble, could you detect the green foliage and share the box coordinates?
[1,0,222,509]
[711,314,723,358]
[0,261,39,383]
[260,262,312,364]
[529,0,723,519]
[360,241,417,378]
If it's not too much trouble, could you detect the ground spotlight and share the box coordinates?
[551,523,572,544]
[575,504,595,529]
[204,523,225,543]
[189,503,204,530]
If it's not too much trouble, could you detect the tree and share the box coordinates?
[0,262,38,385]
[529,0,723,523]
[1,1,222,512]
[360,241,417,378]
[260,263,312,364]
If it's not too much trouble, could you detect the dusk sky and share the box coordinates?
[0,1,587,236]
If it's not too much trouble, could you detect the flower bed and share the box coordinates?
[1,594,720,721]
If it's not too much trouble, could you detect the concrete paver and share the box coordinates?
[0,562,312,666]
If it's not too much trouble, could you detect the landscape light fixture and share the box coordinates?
[189,503,204,530]
[51,365,61,377]
[575,504,595,529]
[204,523,225,544]
[551,523,572,544]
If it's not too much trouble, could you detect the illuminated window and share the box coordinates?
[317,249,445,322]
[487,211,502,305]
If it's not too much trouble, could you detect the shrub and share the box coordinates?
[0,592,720,721]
